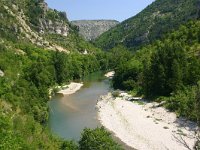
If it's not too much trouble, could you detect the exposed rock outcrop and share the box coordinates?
[0,0,99,53]
[39,19,69,36]
[0,70,4,77]
[71,20,119,40]
[3,3,69,52]
[37,2,69,37]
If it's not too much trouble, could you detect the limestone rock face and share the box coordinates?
[39,19,69,36]
[71,20,119,40]
[1,2,70,52]
[37,1,69,37]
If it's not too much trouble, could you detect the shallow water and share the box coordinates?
[48,72,110,141]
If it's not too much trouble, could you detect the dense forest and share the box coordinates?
[113,20,200,123]
[1,0,200,149]
[0,0,123,149]
[111,20,200,149]
[0,41,121,149]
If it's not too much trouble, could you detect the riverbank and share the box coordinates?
[57,82,83,95]
[97,93,197,150]
[49,72,111,141]
[58,71,113,96]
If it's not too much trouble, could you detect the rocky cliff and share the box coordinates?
[39,19,69,36]
[71,20,119,41]
[38,2,69,37]
[0,0,96,53]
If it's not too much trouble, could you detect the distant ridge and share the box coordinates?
[71,20,119,41]
[94,0,200,50]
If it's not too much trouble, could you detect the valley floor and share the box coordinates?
[97,93,197,150]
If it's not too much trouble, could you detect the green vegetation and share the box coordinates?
[112,91,120,98]
[94,0,199,50]
[0,0,121,149]
[46,9,68,22]
[1,0,200,149]
[45,32,100,53]
[112,21,200,122]
[79,127,122,150]
[0,0,99,54]
[0,40,121,149]
[0,42,94,148]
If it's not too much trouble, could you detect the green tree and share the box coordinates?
[60,141,78,150]
[113,58,143,91]
[170,59,183,92]
[79,127,123,150]
[53,51,68,84]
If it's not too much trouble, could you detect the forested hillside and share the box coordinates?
[111,20,200,149]
[95,0,200,50]
[113,20,200,122]
[1,0,200,149]
[0,0,121,149]
[0,43,119,149]
[0,0,100,53]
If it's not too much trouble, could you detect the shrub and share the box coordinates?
[79,127,122,150]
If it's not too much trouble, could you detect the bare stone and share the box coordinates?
[71,20,119,40]
[0,70,4,77]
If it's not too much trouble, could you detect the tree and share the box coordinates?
[53,51,68,84]
[79,127,122,150]
[113,58,143,91]
[170,59,183,92]
[60,141,78,150]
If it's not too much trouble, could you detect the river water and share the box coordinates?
[48,72,111,141]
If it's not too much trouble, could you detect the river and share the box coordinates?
[48,72,110,141]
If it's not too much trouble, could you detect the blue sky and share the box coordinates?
[45,0,155,22]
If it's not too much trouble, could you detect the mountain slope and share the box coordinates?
[71,20,119,40]
[113,20,200,121]
[94,0,200,50]
[0,0,110,149]
[0,0,99,53]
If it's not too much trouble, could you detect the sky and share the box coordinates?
[45,0,155,22]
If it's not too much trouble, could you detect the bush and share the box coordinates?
[112,91,120,97]
[195,139,200,150]
[79,127,122,150]
[60,141,78,150]
[165,86,197,121]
